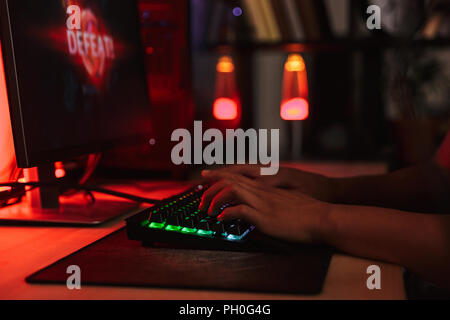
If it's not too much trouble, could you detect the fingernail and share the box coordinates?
[202,170,211,177]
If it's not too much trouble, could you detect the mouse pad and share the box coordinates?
[26,228,332,294]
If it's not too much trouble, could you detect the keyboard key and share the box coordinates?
[166,215,181,226]
[212,221,226,234]
[197,229,214,238]
[198,219,212,231]
[197,211,208,220]
[165,225,182,232]
[227,222,248,236]
[181,217,195,228]
[190,214,201,224]
[149,221,165,229]
[181,227,198,235]
[150,212,165,223]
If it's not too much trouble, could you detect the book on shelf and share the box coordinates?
[237,0,336,44]
[270,0,292,40]
[312,0,333,39]
[242,0,271,41]
[324,0,350,37]
[259,0,282,42]
[281,0,305,41]
[296,0,321,40]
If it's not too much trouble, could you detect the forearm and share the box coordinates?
[318,204,450,288]
[330,161,450,213]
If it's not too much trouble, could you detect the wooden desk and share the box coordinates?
[0,163,406,300]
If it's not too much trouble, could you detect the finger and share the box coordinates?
[217,205,258,224]
[202,170,257,187]
[208,183,262,216]
[255,175,284,188]
[202,170,234,181]
[199,180,228,210]
[201,170,217,179]
[212,165,262,179]
[209,172,270,202]
[202,166,262,181]
[200,173,256,211]
[207,186,241,216]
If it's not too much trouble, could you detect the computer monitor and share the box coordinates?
[0,0,152,224]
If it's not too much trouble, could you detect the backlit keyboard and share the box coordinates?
[126,184,258,251]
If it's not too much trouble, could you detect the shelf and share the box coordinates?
[208,38,450,53]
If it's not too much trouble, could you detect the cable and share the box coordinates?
[0,181,161,205]
[79,153,102,185]
[82,184,161,205]
[62,153,102,198]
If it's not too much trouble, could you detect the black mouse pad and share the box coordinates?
[26,228,332,294]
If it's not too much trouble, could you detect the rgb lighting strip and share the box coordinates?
[141,219,250,242]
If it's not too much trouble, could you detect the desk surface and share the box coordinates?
[0,162,406,300]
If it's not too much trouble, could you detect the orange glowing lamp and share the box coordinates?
[213,56,240,121]
[281,54,309,121]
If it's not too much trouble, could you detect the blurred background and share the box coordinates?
[2,0,450,181]
[100,0,450,178]
[190,0,450,167]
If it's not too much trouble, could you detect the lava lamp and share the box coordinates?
[280,54,309,121]
[213,56,240,121]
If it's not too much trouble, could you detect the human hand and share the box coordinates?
[199,170,331,244]
[202,165,336,202]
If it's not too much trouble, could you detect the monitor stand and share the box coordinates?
[0,165,141,226]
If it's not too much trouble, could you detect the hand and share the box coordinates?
[202,165,336,202]
[199,170,332,244]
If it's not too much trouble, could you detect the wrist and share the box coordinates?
[311,201,336,245]
[325,177,341,203]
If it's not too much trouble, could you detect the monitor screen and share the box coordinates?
[0,0,151,168]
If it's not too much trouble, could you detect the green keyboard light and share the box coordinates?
[181,227,197,235]
[197,229,215,238]
[165,225,182,232]
[149,222,165,229]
